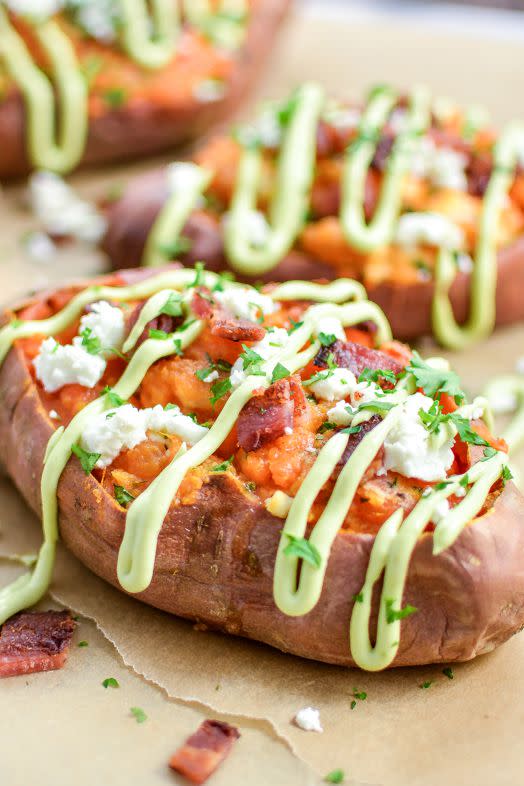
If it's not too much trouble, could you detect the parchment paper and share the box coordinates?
[1,5,524,786]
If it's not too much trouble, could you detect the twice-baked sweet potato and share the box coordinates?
[0,265,523,669]
[0,0,290,178]
[102,83,524,344]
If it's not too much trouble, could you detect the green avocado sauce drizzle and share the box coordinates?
[0,1,247,172]
[0,270,508,670]
[146,82,524,349]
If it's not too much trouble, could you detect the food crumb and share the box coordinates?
[294,706,323,732]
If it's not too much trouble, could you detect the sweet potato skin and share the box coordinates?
[0,0,291,178]
[103,172,524,341]
[2,273,524,666]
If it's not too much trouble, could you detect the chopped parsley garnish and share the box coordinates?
[442,667,454,680]
[71,445,100,475]
[210,376,232,405]
[114,485,135,508]
[385,598,418,624]
[173,339,183,356]
[352,689,367,701]
[80,327,102,355]
[158,237,193,259]
[10,318,23,328]
[102,386,126,408]
[341,425,362,435]
[352,592,364,603]
[284,534,321,568]
[318,421,337,434]
[406,353,465,403]
[211,456,234,473]
[318,332,337,347]
[434,480,452,491]
[239,344,265,376]
[419,681,433,689]
[103,87,128,108]
[196,356,232,382]
[418,401,489,447]
[190,261,205,288]
[271,363,290,384]
[160,292,184,318]
[324,769,345,784]
[102,677,120,689]
[130,707,147,724]
[288,319,304,333]
[459,474,470,488]
[356,401,394,415]
[358,367,398,386]
[482,446,497,461]
[78,640,89,647]
[149,328,170,340]
[501,465,514,485]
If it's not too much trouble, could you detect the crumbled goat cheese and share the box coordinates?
[29,171,107,244]
[409,137,468,191]
[49,409,60,420]
[201,369,219,383]
[294,707,323,733]
[230,328,288,387]
[67,0,118,43]
[80,405,150,468]
[146,404,209,445]
[214,285,278,324]
[34,337,106,393]
[326,399,353,426]
[193,79,226,103]
[456,252,474,274]
[23,231,57,263]
[307,367,357,402]
[79,301,125,355]
[166,162,206,195]
[383,393,455,481]
[223,209,271,250]
[6,0,62,18]
[431,498,450,524]
[395,212,465,251]
[315,316,346,343]
[323,101,361,131]
[253,107,283,147]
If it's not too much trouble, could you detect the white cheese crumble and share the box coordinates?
[67,0,118,43]
[230,327,288,388]
[49,409,60,420]
[80,405,149,468]
[146,404,209,445]
[23,231,57,263]
[456,252,474,274]
[80,404,209,468]
[34,337,106,393]
[327,399,353,426]
[6,0,62,18]
[383,393,455,482]
[214,285,278,324]
[223,209,271,250]
[79,301,125,355]
[29,171,107,244]
[409,138,468,192]
[315,316,346,343]
[294,707,323,733]
[166,162,206,195]
[307,368,357,402]
[431,498,450,524]
[323,101,361,131]
[395,212,465,251]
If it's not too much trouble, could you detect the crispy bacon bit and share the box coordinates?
[466,153,493,198]
[0,610,75,678]
[169,719,240,785]
[237,376,306,452]
[125,303,183,348]
[371,134,394,172]
[338,415,381,466]
[313,340,402,385]
[191,291,266,343]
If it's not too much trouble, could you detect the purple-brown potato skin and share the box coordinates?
[1,269,524,666]
[0,0,291,178]
[102,169,524,341]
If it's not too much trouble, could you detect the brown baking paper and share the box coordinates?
[2,6,524,786]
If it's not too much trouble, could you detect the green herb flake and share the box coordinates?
[103,87,128,108]
[324,769,345,784]
[406,353,465,403]
[80,327,102,355]
[190,261,205,288]
[160,292,184,318]
[358,368,398,386]
[102,386,127,408]
[420,681,433,689]
[130,707,147,724]
[317,421,337,434]
[352,592,364,603]
[210,376,232,405]
[78,640,89,648]
[102,677,120,689]
[352,689,367,701]
[71,445,100,475]
[271,363,290,384]
[149,328,170,340]
[211,456,234,473]
[318,332,337,347]
[341,425,362,435]
[283,534,321,569]
[443,667,454,680]
[350,700,357,710]
[385,598,418,624]
[114,485,135,508]
[501,465,513,485]
[482,446,498,461]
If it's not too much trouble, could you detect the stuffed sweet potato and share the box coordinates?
[0,0,290,177]
[0,264,523,670]
[102,83,524,348]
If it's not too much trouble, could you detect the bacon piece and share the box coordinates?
[313,340,403,386]
[237,376,306,452]
[169,719,240,785]
[125,303,183,349]
[0,610,75,678]
[191,291,266,343]
[338,415,381,466]
[371,133,394,172]
[466,153,493,198]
